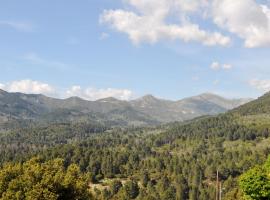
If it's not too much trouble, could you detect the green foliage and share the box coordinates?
[161,186,176,200]
[110,180,122,195]
[141,171,150,188]
[124,180,140,199]
[0,157,91,200]
[239,156,270,200]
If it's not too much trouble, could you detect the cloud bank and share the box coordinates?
[66,85,133,100]
[100,0,270,48]
[0,80,55,96]
[0,80,133,101]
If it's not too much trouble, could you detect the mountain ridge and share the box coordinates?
[0,89,252,126]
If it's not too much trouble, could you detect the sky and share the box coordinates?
[0,0,270,101]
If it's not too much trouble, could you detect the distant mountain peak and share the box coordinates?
[97,97,121,103]
[66,96,84,101]
[63,96,87,105]
[200,92,219,97]
[132,95,165,105]
[195,93,224,99]
[141,94,157,100]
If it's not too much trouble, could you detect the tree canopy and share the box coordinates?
[0,157,91,200]
[239,156,270,200]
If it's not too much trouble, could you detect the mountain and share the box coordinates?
[131,93,251,122]
[0,89,252,126]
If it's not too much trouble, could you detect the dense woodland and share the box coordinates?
[1,93,270,199]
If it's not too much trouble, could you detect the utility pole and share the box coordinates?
[216,170,219,200]
[219,182,222,200]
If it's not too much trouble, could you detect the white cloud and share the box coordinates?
[0,80,134,101]
[0,80,55,96]
[101,0,270,48]
[250,79,270,92]
[65,85,133,101]
[210,61,233,70]
[0,83,5,89]
[212,0,270,48]
[100,0,231,46]
[0,20,34,32]
[211,62,220,70]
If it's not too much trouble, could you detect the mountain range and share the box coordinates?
[0,89,252,126]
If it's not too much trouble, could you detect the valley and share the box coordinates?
[0,91,269,199]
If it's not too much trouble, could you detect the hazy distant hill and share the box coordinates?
[130,93,252,122]
[0,89,252,126]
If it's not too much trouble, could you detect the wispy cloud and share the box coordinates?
[249,79,270,92]
[213,79,220,85]
[210,61,233,70]
[22,52,69,70]
[66,36,80,45]
[99,32,110,40]
[192,76,199,81]
[0,20,34,32]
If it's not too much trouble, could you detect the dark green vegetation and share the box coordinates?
[0,89,251,126]
[0,92,269,199]
[0,122,107,164]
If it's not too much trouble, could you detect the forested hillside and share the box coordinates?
[0,93,269,199]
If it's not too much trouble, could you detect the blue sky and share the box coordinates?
[0,0,270,100]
